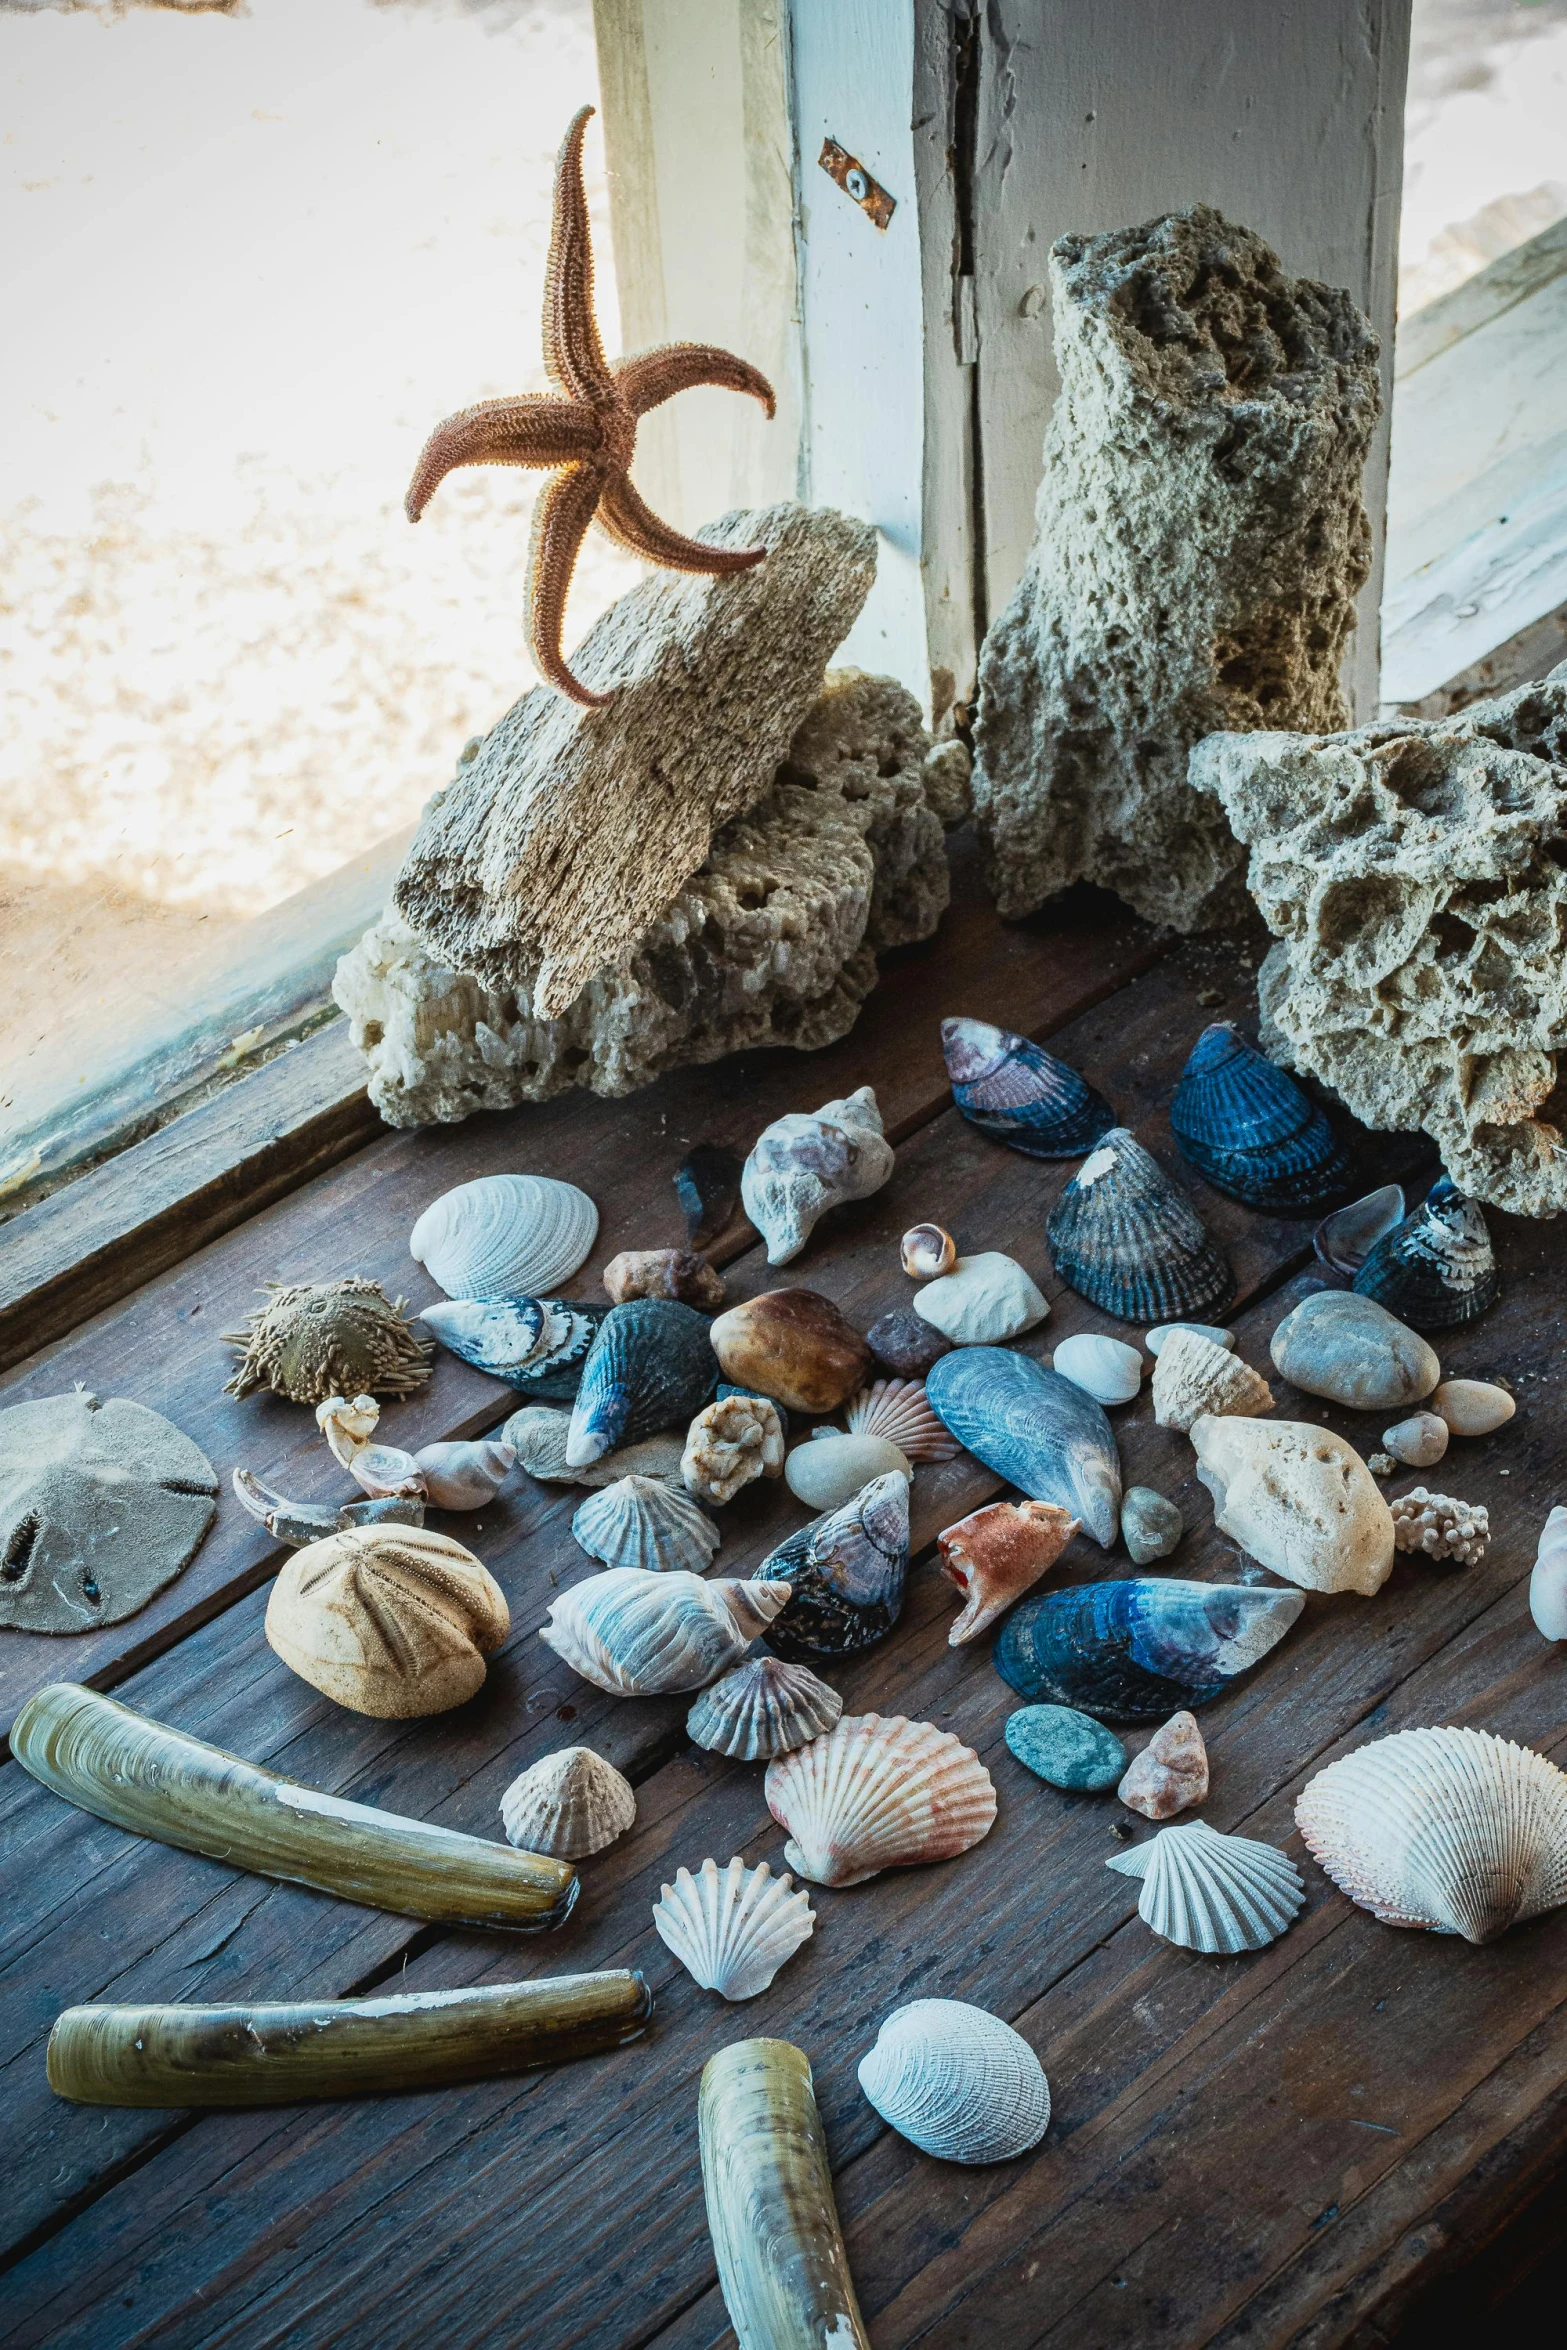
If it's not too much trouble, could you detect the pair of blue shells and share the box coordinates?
[1351,1177,1499,1330]
[994,1578,1305,1723]
[1170,1022,1355,1213]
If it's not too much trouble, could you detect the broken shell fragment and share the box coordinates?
[315,1392,381,1468]
[1296,1724,1567,1943]
[1432,1378,1516,1437]
[566,1299,718,1467]
[926,1347,1121,1548]
[1051,1331,1143,1406]
[1390,1487,1490,1566]
[942,1015,1114,1158]
[845,1376,959,1462]
[571,1474,720,1574]
[1120,1486,1185,1565]
[740,1085,894,1266]
[765,1712,996,1886]
[901,1222,957,1278]
[1047,1128,1234,1324]
[1381,1410,1449,1468]
[710,1288,872,1414]
[1314,1184,1404,1279]
[1117,1711,1209,1820]
[603,1248,726,1310]
[686,1654,843,1761]
[784,1432,909,1512]
[1269,1290,1439,1411]
[912,1251,1049,1344]
[1170,1021,1354,1210]
[410,1438,516,1509]
[500,1746,637,1859]
[232,1467,424,1549]
[1192,1415,1395,1596]
[994,1578,1303,1722]
[654,1858,816,2001]
[409,1172,597,1301]
[1150,1327,1272,1432]
[504,1405,684,1488]
[756,1472,910,1659]
[857,1998,1051,2164]
[937,1500,1078,1645]
[674,1143,743,1250]
[265,1525,511,1717]
[10,1682,576,1930]
[421,1295,606,1401]
[682,1392,786,1504]
[539,1569,789,1696]
[224,1279,432,1405]
[1107,1819,1306,1952]
[1529,1505,1567,1640]
[1353,1178,1499,1332]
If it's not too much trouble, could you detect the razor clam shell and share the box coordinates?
[755,1471,910,1659]
[1352,1177,1500,1332]
[764,1711,996,1888]
[699,2037,872,2350]
[409,1172,598,1301]
[566,1299,718,1468]
[47,1971,652,2108]
[993,1578,1304,1722]
[10,1683,576,1930]
[538,1569,790,1696]
[1046,1128,1234,1324]
[1107,1819,1306,1953]
[653,1858,816,2001]
[924,1347,1121,1549]
[857,1997,1051,2163]
[572,1475,720,1573]
[686,1655,843,1760]
[1170,1021,1354,1211]
[941,1015,1115,1158]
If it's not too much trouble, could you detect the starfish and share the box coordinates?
[406,105,776,707]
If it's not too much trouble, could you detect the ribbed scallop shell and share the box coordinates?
[942,1016,1115,1158]
[764,1712,997,1887]
[410,1173,598,1301]
[1150,1327,1273,1433]
[1352,1179,1500,1332]
[1295,1725,1567,1944]
[499,1744,635,1859]
[686,1655,843,1760]
[858,1998,1051,2163]
[653,1857,816,2000]
[566,1300,718,1468]
[539,1568,789,1696]
[1107,1819,1306,1952]
[571,1475,719,1573]
[1046,1129,1233,1324]
[1170,1023,1354,1211]
[845,1378,960,1463]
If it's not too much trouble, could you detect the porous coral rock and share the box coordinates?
[336,671,957,1128]
[974,206,1380,931]
[1390,1486,1490,1566]
[1191,665,1567,1215]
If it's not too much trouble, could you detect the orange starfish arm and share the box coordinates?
[595,473,767,576]
[525,462,611,706]
[405,396,600,522]
[543,106,615,405]
[614,344,776,422]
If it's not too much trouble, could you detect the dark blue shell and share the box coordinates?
[993,1578,1304,1723]
[419,1296,605,1400]
[1046,1128,1233,1324]
[925,1348,1120,1548]
[1170,1024,1355,1211]
[1352,1178,1499,1331]
[566,1300,717,1466]
[755,1471,908,1658]
[941,1017,1115,1158]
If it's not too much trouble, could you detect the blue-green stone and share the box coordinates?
[1005,1703,1126,1792]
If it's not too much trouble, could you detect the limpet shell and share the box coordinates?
[653,1857,815,2000]
[857,1998,1051,2164]
[1107,1819,1306,1952]
[409,1173,598,1301]
[571,1475,720,1574]
[764,1711,996,1887]
[686,1655,843,1761]
[500,1745,636,1859]
[1047,1129,1233,1325]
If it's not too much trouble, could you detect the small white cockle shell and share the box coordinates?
[857,1998,1051,2163]
[740,1087,894,1266]
[1191,1414,1395,1596]
[500,1745,635,1859]
[652,1857,815,2000]
[1107,1819,1305,1952]
[1051,1333,1143,1406]
[410,1173,598,1301]
[1531,1505,1567,1641]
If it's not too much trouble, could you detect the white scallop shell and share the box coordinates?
[1051,1333,1143,1407]
[686,1655,843,1760]
[571,1475,719,1573]
[539,1568,790,1696]
[764,1712,997,1888]
[1106,1819,1306,1953]
[652,1857,816,2000]
[845,1378,960,1463]
[1151,1327,1272,1432]
[740,1086,894,1266]
[410,1173,598,1301]
[499,1744,635,1858]
[1296,1725,1567,1943]
[857,1998,1051,2164]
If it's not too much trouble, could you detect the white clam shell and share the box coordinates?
[1191,1414,1395,1596]
[1531,1504,1567,1641]
[412,1439,516,1510]
[845,1377,959,1462]
[1051,1332,1144,1406]
[1151,1327,1272,1432]
[1107,1819,1306,1953]
[785,1432,910,1512]
[764,1712,997,1887]
[410,1173,598,1301]
[653,1857,816,2000]
[686,1655,843,1760]
[740,1085,894,1266]
[857,1998,1051,2163]
[499,1744,635,1859]
[571,1475,719,1573]
[1296,1725,1567,1943]
[539,1568,789,1696]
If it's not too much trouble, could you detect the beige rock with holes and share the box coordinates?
[1191,1414,1396,1596]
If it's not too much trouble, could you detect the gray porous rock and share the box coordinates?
[1191,663,1567,1216]
[335,670,959,1128]
[973,206,1381,931]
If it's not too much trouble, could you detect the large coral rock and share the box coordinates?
[973,206,1381,931]
[394,503,876,1018]
[1191,665,1567,1216]
[335,673,959,1127]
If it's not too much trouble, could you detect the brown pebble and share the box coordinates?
[866,1305,952,1378]
[709,1288,872,1414]
[603,1248,725,1311]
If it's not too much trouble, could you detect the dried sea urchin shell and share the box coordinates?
[224,1280,433,1406]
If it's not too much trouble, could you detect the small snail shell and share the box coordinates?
[900,1223,957,1279]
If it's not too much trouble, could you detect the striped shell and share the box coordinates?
[857,1998,1051,2163]
[410,1173,598,1301]
[1296,1725,1567,1944]
[653,1857,816,2000]
[942,1016,1114,1158]
[499,1745,636,1859]
[1170,1022,1354,1211]
[845,1378,959,1463]
[1353,1178,1500,1332]
[571,1475,719,1573]
[1046,1129,1233,1324]
[686,1655,843,1760]
[539,1569,789,1696]
[1150,1327,1273,1433]
[764,1712,997,1887]
[566,1300,718,1468]
[1107,1819,1306,1953]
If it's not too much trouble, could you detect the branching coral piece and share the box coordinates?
[1391,1487,1490,1566]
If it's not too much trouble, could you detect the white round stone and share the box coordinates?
[784,1432,910,1512]
[912,1252,1049,1345]
[1052,1332,1143,1405]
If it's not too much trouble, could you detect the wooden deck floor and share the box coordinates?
[2,849,1563,2349]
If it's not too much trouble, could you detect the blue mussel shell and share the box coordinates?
[419,1296,606,1400]
[755,1471,909,1658]
[1170,1023,1355,1211]
[566,1299,717,1467]
[925,1346,1121,1548]
[994,1577,1304,1722]
[942,1016,1115,1159]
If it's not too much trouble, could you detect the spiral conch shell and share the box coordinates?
[764,1712,996,1887]
[653,1858,816,2001]
[857,1998,1051,2164]
[740,1086,894,1265]
[539,1569,789,1696]
[1296,1725,1567,1943]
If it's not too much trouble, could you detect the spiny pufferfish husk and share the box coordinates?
[223,1278,433,1405]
